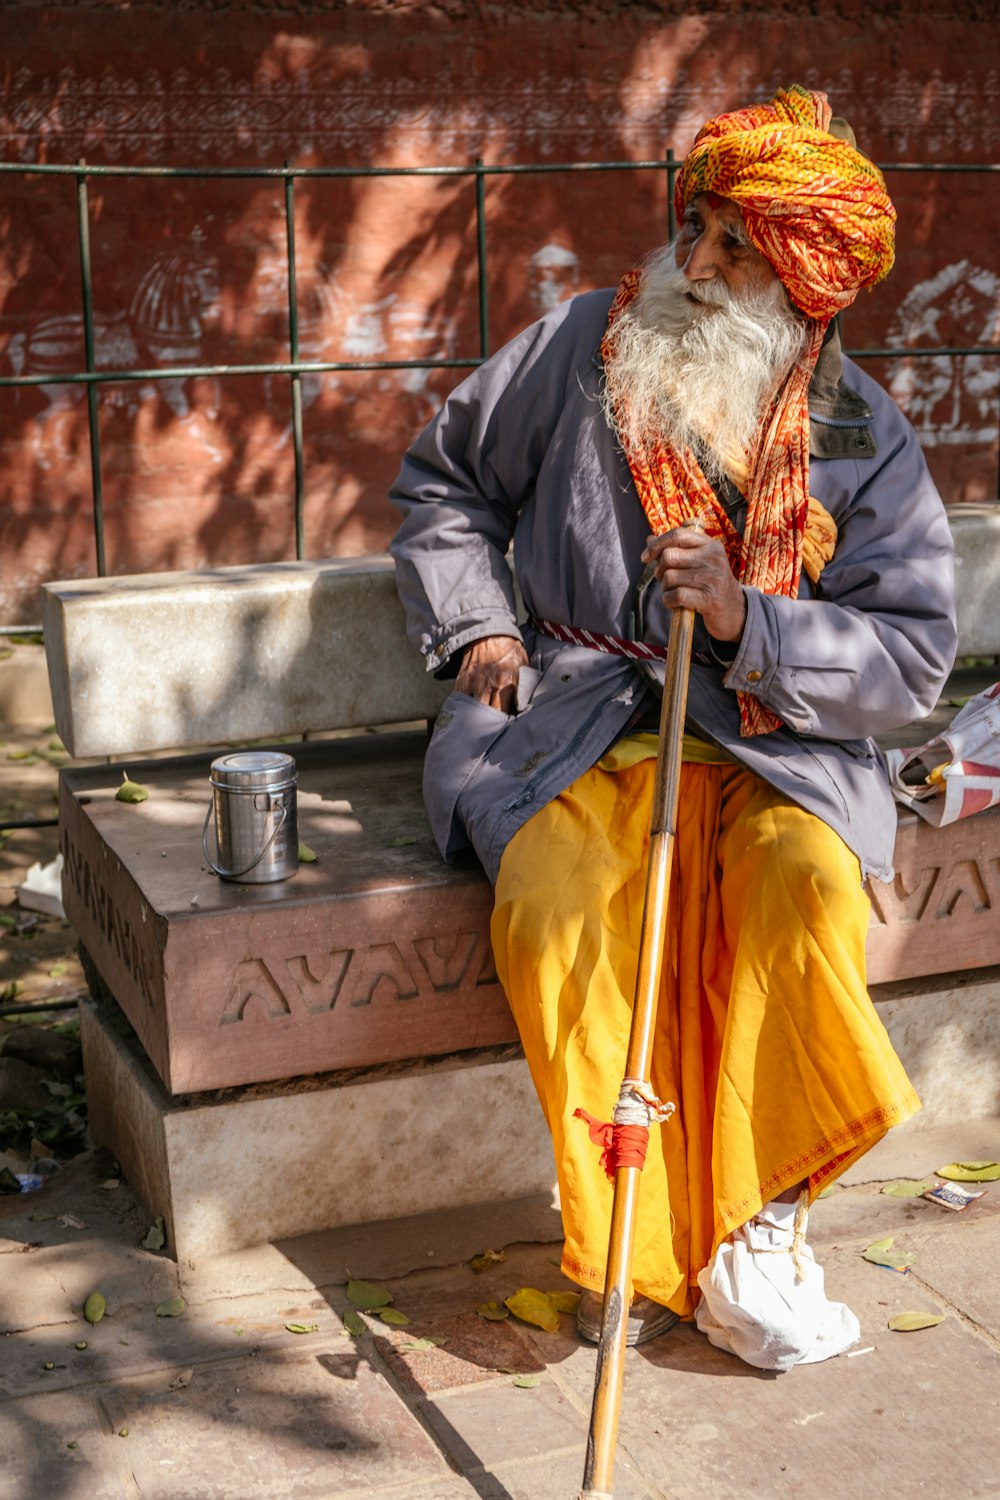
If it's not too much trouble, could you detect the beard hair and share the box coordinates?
[600,243,808,483]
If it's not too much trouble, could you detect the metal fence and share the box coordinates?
[0,152,998,618]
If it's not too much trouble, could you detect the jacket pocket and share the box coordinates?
[838,736,877,762]
[423,691,513,861]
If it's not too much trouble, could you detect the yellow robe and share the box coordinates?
[491,743,919,1318]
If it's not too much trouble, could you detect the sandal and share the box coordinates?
[576,1289,679,1347]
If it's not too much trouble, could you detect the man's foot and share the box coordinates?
[695,1195,860,1371]
[576,1289,679,1347]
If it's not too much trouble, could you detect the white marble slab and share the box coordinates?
[42,505,1000,758]
[42,556,451,757]
[949,502,1000,658]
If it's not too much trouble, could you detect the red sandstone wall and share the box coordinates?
[1,0,997,622]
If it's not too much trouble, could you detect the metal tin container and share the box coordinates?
[202,751,298,884]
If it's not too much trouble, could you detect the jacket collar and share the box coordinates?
[807,318,876,459]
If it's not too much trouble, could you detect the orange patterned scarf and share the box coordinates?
[603,85,895,738]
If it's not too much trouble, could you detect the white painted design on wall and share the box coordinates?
[529,242,581,314]
[3,217,462,469]
[131,242,223,419]
[4,238,222,462]
[247,250,458,438]
[251,249,346,424]
[338,292,460,424]
[886,261,999,447]
[342,294,396,358]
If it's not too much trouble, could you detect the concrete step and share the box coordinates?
[79,994,558,1263]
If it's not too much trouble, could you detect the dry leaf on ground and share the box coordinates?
[477,1301,510,1322]
[155,1296,186,1318]
[546,1290,581,1315]
[504,1287,561,1333]
[346,1278,393,1310]
[378,1308,411,1326]
[470,1248,507,1273]
[862,1236,915,1272]
[888,1311,946,1332]
[935,1161,1000,1182]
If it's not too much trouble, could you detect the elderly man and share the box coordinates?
[389,86,956,1370]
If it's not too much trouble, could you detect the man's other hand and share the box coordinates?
[455,636,529,713]
[642,527,748,643]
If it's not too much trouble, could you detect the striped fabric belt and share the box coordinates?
[528,615,668,663]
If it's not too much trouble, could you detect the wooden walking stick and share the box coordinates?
[578,584,697,1500]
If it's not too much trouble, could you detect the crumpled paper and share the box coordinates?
[885,681,1000,826]
[16,852,65,919]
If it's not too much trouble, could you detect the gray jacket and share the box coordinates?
[389,289,957,886]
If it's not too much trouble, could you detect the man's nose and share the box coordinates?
[682,233,721,281]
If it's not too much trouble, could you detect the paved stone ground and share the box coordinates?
[1,1122,999,1500]
[2,641,999,1499]
[0,644,84,1013]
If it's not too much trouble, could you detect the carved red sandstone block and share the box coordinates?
[59,734,515,1095]
[60,735,1000,1095]
[864,809,1000,984]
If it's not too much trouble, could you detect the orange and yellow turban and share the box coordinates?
[676,85,896,320]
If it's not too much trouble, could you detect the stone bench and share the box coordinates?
[42,504,1000,1261]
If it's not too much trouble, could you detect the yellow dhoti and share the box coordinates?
[491,744,919,1318]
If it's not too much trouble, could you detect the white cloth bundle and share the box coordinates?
[695,1198,860,1371]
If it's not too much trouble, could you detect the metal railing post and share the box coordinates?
[666,147,678,240]
[284,160,306,560]
[475,157,489,360]
[75,160,106,576]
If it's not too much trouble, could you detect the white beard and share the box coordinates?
[601,244,808,483]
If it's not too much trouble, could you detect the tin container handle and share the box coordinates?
[201,800,288,880]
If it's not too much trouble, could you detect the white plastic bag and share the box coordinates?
[695,1199,860,1371]
[885,680,1000,826]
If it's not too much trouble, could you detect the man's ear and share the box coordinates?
[828,115,858,148]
